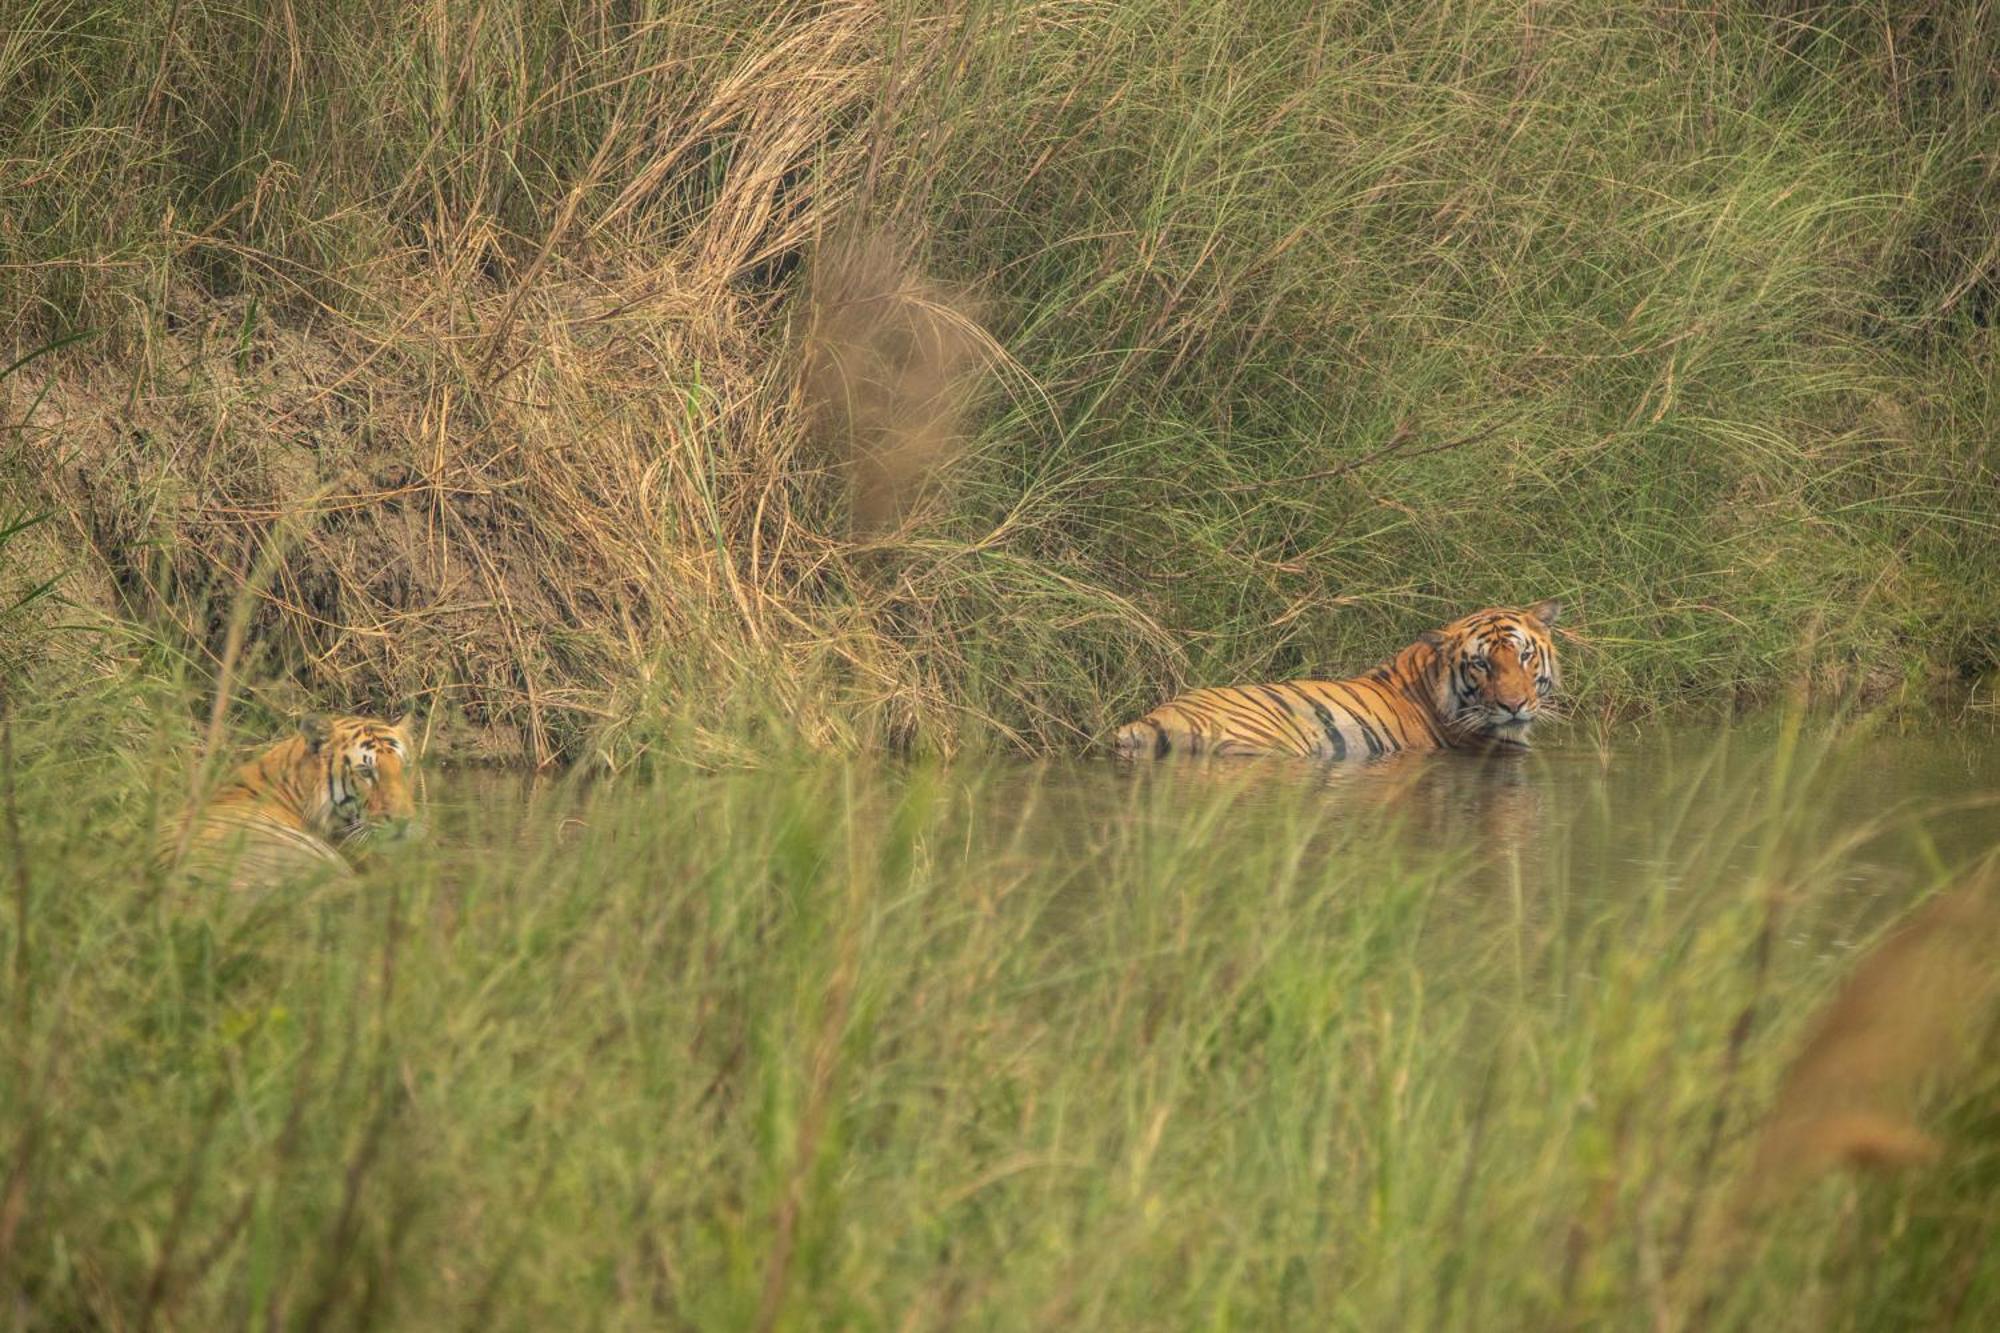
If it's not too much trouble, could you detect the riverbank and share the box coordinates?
[3,3,1996,764]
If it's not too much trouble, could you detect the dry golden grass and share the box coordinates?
[799,231,997,536]
[1,6,1073,766]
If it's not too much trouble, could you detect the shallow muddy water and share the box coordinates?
[424,713,2000,935]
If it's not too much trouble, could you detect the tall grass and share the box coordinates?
[1,682,1996,1328]
[0,1,1995,760]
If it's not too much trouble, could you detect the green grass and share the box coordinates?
[0,2,1995,761]
[3,8,1997,1323]
[3,682,1996,1328]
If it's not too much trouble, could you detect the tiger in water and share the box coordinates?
[156,713,419,892]
[1113,600,1562,761]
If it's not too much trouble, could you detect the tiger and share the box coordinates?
[1112,600,1562,761]
[156,713,419,893]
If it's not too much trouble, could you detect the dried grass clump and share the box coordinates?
[799,233,998,535]
[2,2,1158,766]
[16,260,769,766]
[1,5,1048,765]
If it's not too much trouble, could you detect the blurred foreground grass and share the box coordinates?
[2,681,1996,1329]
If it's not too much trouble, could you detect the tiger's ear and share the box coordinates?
[1527,598,1562,629]
[1418,629,1447,649]
[389,713,415,749]
[297,713,333,754]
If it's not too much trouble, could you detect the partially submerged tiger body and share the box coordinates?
[157,714,418,893]
[1114,601,1562,761]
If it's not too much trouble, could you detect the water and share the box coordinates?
[428,713,2000,929]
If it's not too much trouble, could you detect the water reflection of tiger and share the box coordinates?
[1117,739,1551,874]
[1114,601,1562,761]
[156,714,419,893]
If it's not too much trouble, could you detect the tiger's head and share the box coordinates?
[292,713,419,845]
[1415,600,1563,745]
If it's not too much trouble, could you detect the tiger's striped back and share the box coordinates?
[1114,600,1562,761]
[157,713,418,893]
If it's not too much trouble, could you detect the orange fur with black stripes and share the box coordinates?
[1114,601,1562,760]
[157,713,419,891]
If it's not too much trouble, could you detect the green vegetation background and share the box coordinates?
[4,1,1996,761]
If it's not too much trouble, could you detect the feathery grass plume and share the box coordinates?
[1744,863,2000,1206]
[799,232,994,537]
